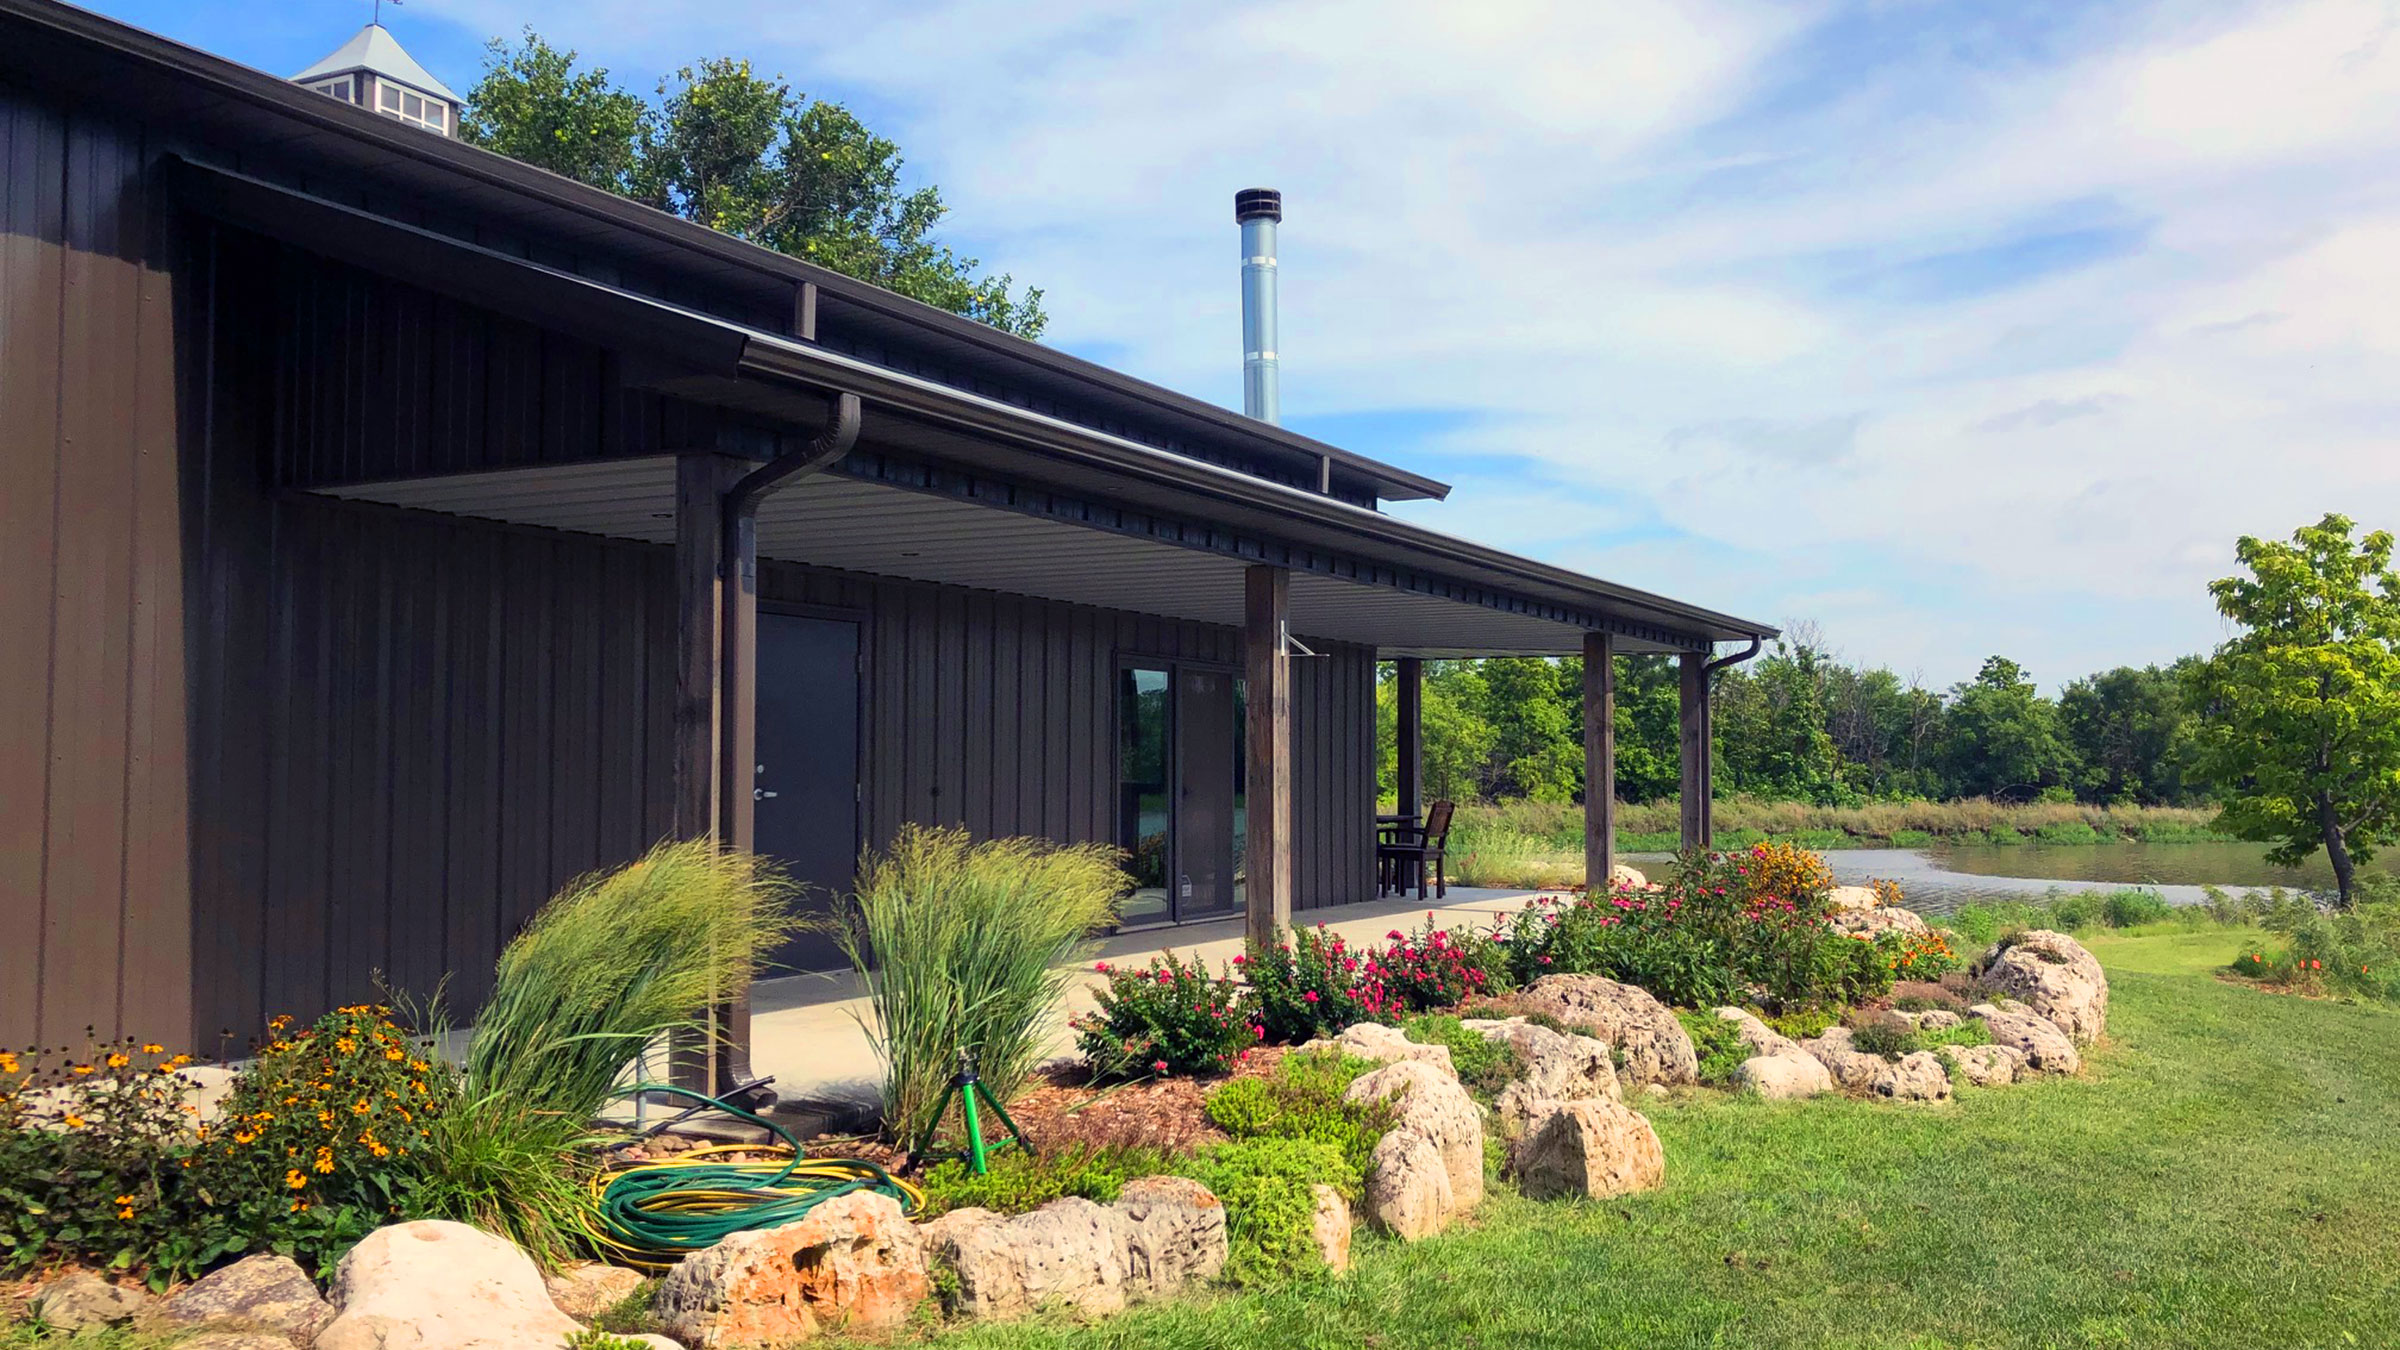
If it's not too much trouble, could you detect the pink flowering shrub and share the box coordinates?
[1243,926,1394,1042]
[1372,916,1509,1013]
[1073,952,1258,1079]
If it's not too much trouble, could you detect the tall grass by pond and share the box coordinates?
[1439,797,2228,890]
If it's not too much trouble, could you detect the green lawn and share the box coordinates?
[874,928,2400,1349]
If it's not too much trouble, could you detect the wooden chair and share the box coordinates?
[1376,799,1455,900]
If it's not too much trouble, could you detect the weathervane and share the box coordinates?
[373,0,401,26]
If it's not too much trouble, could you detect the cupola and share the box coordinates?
[293,23,458,136]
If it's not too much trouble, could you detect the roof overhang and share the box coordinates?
[168,158,1779,657]
[1,0,1447,504]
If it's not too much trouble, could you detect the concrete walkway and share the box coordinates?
[747,886,1551,1118]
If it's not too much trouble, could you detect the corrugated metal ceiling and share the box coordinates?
[321,458,1650,656]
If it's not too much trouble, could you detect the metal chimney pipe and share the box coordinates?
[1235,188,1282,424]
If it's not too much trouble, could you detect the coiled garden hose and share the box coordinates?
[584,1083,925,1272]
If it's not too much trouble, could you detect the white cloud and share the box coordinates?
[403,0,2400,687]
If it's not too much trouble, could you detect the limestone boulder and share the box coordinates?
[654,1193,928,1345]
[1828,907,1931,939]
[1802,1040,1952,1101]
[1940,1042,2025,1087]
[1887,1009,1963,1032]
[1114,1176,1227,1298]
[1464,1017,1620,1102]
[1713,1007,1801,1059]
[1517,974,1699,1087]
[1343,1059,1485,1212]
[179,1334,298,1350]
[1608,863,1649,890]
[1883,1051,1954,1102]
[919,1198,1129,1320]
[34,1273,152,1332]
[1826,885,1881,912]
[318,1220,583,1350]
[1302,1021,1455,1073]
[1979,930,2108,1042]
[1360,1129,1453,1241]
[1970,1003,2083,1075]
[543,1263,646,1321]
[1508,1099,1665,1201]
[1735,1052,1833,1100]
[1308,1185,1353,1274]
[166,1254,330,1338]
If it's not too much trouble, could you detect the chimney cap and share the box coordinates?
[1234,188,1283,223]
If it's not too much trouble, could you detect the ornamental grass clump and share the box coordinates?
[837,825,1126,1144]
[468,838,797,1121]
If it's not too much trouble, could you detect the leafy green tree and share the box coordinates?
[459,30,646,190]
[1714,641,1842,803]
[1480,658,1581,802]
[1607,655,1683,804]
[2190,514,2400,905]
[462,34,1046,337]
[1941,656,2078,799]
[2060,662,2197,805]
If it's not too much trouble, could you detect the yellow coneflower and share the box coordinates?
[285,1169,307,1190]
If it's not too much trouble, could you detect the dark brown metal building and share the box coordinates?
[0,0,1775,1054]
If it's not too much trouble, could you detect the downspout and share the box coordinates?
[720,389,865,842]
[1695,637,1763,846]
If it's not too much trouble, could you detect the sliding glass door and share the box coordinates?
[1116,661,1246,926]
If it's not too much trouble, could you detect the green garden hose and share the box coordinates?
[586,1084,924,1271]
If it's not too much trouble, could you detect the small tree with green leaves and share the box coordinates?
[2190,513,2400,905]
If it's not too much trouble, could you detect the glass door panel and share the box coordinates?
[1175,667,1238,920]
[1116,666,1171,927]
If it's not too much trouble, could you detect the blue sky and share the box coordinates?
[85,0,2400,690]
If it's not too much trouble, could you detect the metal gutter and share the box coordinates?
[1,0,1450,504]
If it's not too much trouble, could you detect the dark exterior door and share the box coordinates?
[1173,666,1239,920]
[754,611,861,973]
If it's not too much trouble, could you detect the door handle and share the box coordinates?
[755,788,779,800]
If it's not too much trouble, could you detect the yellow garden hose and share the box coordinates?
[584,1085,925,1272]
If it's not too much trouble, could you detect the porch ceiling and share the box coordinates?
[320,457,1659,656]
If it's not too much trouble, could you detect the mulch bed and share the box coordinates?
[991,1046,1294,1155]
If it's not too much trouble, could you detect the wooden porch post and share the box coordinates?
[1678,650,1712,851]
[1245,565,1293,949]
[1395,656,1423,821]
[672,452,749,1093]
[1582,632,1615,891]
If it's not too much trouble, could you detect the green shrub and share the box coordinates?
[1847,1014,1918,1061]
[916,1143,1173,1218]
[470,839,797,1121]
[1918,1019,1992,1052]
[2049,894,2101,930]
[1400,1015,1523,1099]
[1178,1137,1356,1285]
[1075,951,1255,1080]
[2034,821,2103,845]
[1675,1010,1749,1087]
[836,826,1126,1144]
[1889,829,1935,848]
[1765,1008,1837,1041]
[1986,826,2026,847]
[2102,889,2175,928]
[1202,1049,1393,1175]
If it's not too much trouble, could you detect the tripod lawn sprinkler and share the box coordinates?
[911,1046,1031,1176]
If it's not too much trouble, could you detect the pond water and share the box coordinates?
[1626,840,2345,917]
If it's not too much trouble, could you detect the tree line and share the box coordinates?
[1377,638,2199,811]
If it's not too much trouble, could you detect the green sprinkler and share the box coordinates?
[910,1046,1030,1175]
